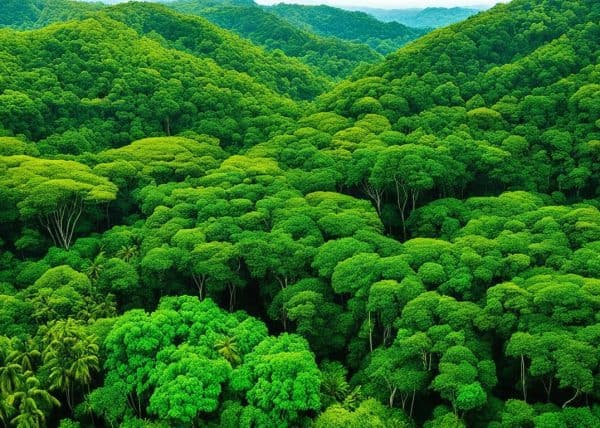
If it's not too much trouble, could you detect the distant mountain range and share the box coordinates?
[79,1,483,29]
[347,6,483,28]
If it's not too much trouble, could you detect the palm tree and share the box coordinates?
[43,320,100,411]
[47,358,73,411]
[11,411,43,428]
[8,375,60,428]
[0,362,23,395]
[7,339,40,372]
[319,362,362,410]
[214,336,241,366]
[116,244,138,262]
[320,368,350,408]
[87,293,116,320]
[69,341,99,392]
[85,251,105,282]
[31,294,58,324]
[342,385,362,411]
[0,338,11,365]
[43,320,79,411]
[0,397,14,428]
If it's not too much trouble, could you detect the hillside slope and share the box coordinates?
[0,16,301,151]
[0,1,599,428]
[0,0,101,29]
[266,4,427,54]
[1,0,331,100]
[167,0,384,79]
[321,0,599,117]
[100,2,331,100]
[309,0,599,211]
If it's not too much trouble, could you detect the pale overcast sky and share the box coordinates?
[255,0,506,8]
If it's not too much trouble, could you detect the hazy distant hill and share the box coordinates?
[265,4,427,54]
[351,6,481,28]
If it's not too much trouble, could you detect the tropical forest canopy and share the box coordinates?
[0,0,599,427]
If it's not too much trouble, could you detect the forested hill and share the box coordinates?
[167,0,385,79]
[353,6,480,28]
[0,0,331,100]
[320,0,599,121]
[0,15,303,152]
[0,0,101,29]
[312,0,599,208]
[98,2,330,100]
[264,4,427,54]
[3,0,426,80]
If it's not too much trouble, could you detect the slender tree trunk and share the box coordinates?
[563,389,579,408]
[394,179,409,240]
[39,197,84,250]
[105,202,111,229]
[126,393,137,416]
[400,393,408,411]
[277,276,289,330]
[276,276,289,290]
[191,274,205,300]
[87,384,96,426]
[410,387,416,418]
[363,182,384,215]
[520,354,527,403]
[368,311,373,353]
[66,386,73,412]
[389,386,397,408]
[165,117,171,136]
[411,190,419,214]
[382,326,390,347]
[227,282,236,312]
[40,215,58,247]
[542,376,552,402]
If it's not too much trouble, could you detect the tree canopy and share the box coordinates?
[0,0,599,427]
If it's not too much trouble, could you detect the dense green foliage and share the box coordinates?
[168,0,385,79]
[0,14,303,151]
[0,0,331,100]
[353,6,481,29]
[0,0,599,427]
[265,4,426,54]
[99,2,330,100]
[0,0,100,29]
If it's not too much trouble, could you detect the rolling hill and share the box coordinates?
[167,0,385,79]
[352,6,481,28]
[0,15,302,151]
[312,0,599,206]
[0,0,101,29]
[99,2,331,99]
[1,0,331,100]
[265,3,427,54]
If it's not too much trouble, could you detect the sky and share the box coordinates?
[255,0,505,8]
[89,0,507,9]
